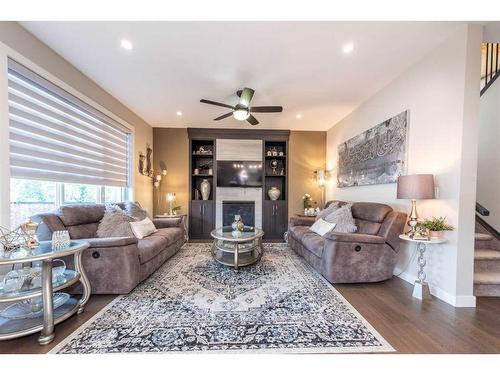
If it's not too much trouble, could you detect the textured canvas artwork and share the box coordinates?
[337,110,408,188]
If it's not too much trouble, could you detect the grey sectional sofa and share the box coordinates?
[288,200,406,283]
[33,203,186,294]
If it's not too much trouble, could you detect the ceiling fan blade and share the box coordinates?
[249,106,283,113]
[214,112,233,121]
[239,88,255,107]
[247,114,259,126]
[200,99,235,110]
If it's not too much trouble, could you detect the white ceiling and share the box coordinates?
[20,21,462,130]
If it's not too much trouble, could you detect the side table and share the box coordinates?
[399,234,446,300]
[155,214,188,241]
[0,240,91,345]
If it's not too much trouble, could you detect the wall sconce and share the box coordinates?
[139,145,167,186]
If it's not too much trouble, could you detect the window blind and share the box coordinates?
[7,59,131,187]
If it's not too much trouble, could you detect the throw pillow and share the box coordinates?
[126,201,148,220]
[130,217,157,239]
[315,201,339,221]
[309,218,337,236]
[97,205,136,238]
[323,203,357,233]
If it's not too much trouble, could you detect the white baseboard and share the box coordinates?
[393,268,476,308]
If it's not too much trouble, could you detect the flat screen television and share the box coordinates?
[217,161,263,187]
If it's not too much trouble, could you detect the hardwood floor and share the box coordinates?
[1,278,499,354]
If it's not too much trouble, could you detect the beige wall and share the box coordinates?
[0,22,154,213]
[153,128,189,216]
[152,128,327,220]
[326,24,482,306]
[289,131,327,217]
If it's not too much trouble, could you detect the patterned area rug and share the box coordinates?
[51,243,394,353]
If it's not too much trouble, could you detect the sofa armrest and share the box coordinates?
[289,216,316,227]
[82,237,138,248]
[324,232,385,244]
[153,217,183,228]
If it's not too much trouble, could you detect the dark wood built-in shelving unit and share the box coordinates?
[188,128,289,241]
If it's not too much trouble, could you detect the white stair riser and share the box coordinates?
[474,283,500,297]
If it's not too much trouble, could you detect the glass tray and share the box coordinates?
[0,292,70,320]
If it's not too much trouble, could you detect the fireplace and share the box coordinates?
[222,201,255,228]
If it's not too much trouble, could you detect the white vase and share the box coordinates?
[268,187,281,201]
[200,179,211,200]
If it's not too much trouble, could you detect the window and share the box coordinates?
[63,183,98,204]
[104,185,124,203]
[10,179,57,228]
[7,59,131,228]
[10,179,126,228]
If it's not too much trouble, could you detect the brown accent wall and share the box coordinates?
[288,131,327,218]
[152,128,327,221]
[153,128,189,216]
[0,22,154,213]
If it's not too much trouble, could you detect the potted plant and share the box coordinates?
[419,217,454,239]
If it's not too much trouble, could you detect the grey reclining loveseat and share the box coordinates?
[288,200,406,283]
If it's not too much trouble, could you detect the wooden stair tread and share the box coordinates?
[474,272,500,284]
[475,233,494,241]
[474,249,500,260]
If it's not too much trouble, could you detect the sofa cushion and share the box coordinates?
[355,220,382,235]
[301,232,325,258]
[137,235,169,264]
[83,236,138,248]
[290,226,309,242]
[150,228,184,246]
[351,202,392,223]
[67,223,99,239]
[57,204,106,226]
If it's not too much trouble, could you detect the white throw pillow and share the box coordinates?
[130,217,157,239]
[309,218,337,236]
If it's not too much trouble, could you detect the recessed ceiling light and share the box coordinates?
[120,39,133,51]
[176,111,183,116]
[296,113,302,119]
[343,43,354,54]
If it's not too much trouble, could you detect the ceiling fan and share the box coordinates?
[200,87,283,126]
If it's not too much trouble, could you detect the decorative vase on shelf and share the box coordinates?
[231,215,245,237]
[268,187,281,201]
[200,179,211,200]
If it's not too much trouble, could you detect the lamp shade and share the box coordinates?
[397,174,435,199]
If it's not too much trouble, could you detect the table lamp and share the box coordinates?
[166,193,176,216]
[397,174,435,238]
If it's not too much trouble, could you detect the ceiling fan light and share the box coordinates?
[233,109,250,121]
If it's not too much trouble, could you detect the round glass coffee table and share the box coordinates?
[210,226,264,270]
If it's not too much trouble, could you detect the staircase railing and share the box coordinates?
[476,202,490,217]
[480,42,500,96]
